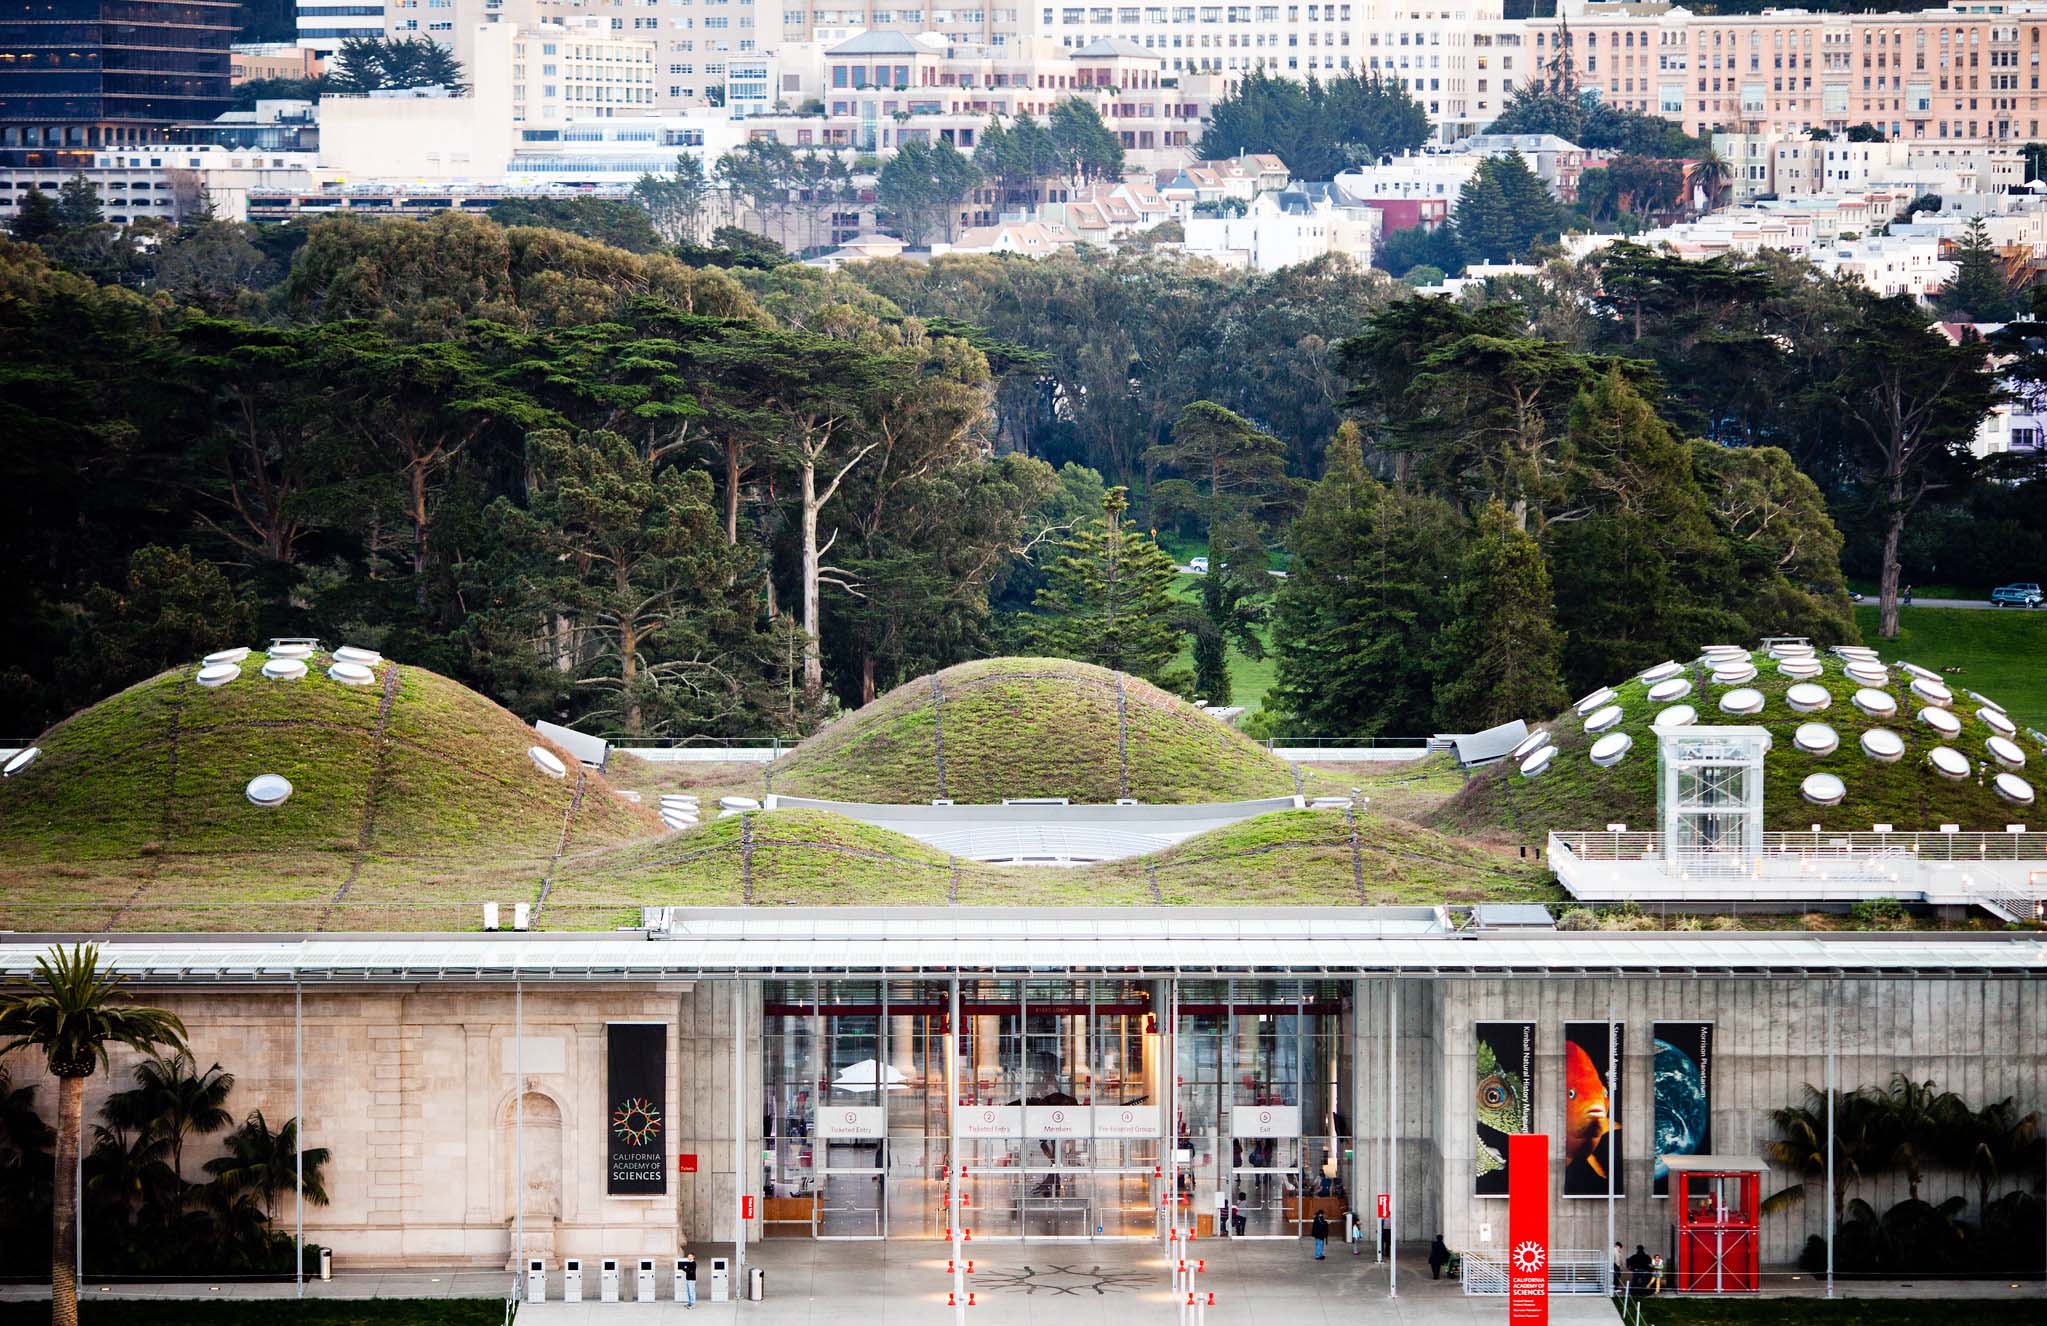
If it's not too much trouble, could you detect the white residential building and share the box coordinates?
[1181,182,1376,271]
[0,144,323,225]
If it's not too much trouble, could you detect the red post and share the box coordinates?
[1507,1134,1549,1326]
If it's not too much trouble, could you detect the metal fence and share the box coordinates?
[1461,1249,1612,1296]
[1552,829,2047,864]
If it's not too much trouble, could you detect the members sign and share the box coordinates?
[606,1023,667,1197]
[1507,1133,1549,1326]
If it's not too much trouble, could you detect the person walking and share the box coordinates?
[1612,1242,1625,1295]
[1311,1210,1330,1260]
[1428,1235,1450,1281]
[1232,1191,1247,1237]
[680,1250,697,1308]
[1626,1245,1653,1297]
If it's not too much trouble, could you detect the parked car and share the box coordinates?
[1188,556,1209,575]
[1991,582,2043,607]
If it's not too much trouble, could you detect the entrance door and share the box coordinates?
[1021,1138,1094,1238]
[1230,1138,1302,1238]
[817,1137,886,1238]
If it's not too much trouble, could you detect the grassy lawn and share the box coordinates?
[0,1302,505,1326]
[1632,1298,2047,1326]
[1847,577,1978,601]
[1857,605,2047,732]
[1168,569,1279,716]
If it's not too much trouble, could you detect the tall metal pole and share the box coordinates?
[515,973,525,1285]
[1824,992,1835,1300]
[1351,977,1366,1258]
[1605,991,1616,1295]
[1388,974,1398,1299]
[733,977,747,1294]
[296,978,305,1299]
[1165,976,1179,1248]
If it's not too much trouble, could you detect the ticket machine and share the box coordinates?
[526,1258,546,1303]
[1665,1156,1764,1294]
[563,1258,583,1303]
[710,1255,731,1301]
[601,1257,621,1303]
[637,1258,657,1302]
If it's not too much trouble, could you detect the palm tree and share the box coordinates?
[1882,1073,1962,1202]
[1762,1083,1891,1220]
[115,1054,233,1187]
[1691,148,1732,214]
[0,944,186,1326]
[203,1110,330,1223]
[1942,1096,2044,1222]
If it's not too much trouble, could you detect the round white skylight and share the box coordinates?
[268,643,313,661]
[1701,645,1746,659]
[2,746,40,778]
[1994,772,2035,806]
[1899,662,1940,682]
[1860,729,1905,763]
[1800,772,1846,806]
[1909,676,1953,708]
[1987,736,2027,770]
[1711,662,1759,685]
[1719,687,1765,716]
[1920,706,1962,738]
[1845,662,1890,687]
[1647,677,1692,703]
[245,774,292,807]
[1785,683,1831,713]
[1852,688,1897,718]
[1980,708,2018,739]
[1519,746,1556,779]
[1778,659,1823,680]
[1653,704,1697,729]
[328,661,375,687]
[196,662,240,689]
[1585,704,1624,733]
[720,795,763,810]
[260,658,307,682]
[1927,746,1971,781]
[1637,661,1683,684]
[1793,723,1840,756]
[1589,732,1633,767]
[528,746,567,779]
[1575,686,1618,716]
[1835,645,1879,659]
[1510,730,1551,760]
[204,647,250,665]
[1970,691,2005,715]
[334,645,382,666]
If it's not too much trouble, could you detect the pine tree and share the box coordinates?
[1024,487,1190,692]
[1934,216,2016,323]
[7,187,59,241]
[54,174,101,227]
[1432,501,1568,731]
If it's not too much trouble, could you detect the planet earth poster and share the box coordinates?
[1652,1021,1713,1197]
[1474,1020,1534,1196]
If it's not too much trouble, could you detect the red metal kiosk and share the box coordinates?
[1664,1156,1764,1294]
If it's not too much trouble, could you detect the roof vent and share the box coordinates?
[1647,677,1692,703]
[204,647,250,665]
[527,745,567,779]
[1510,730,1551,761]
[1793,722,1839,756]
[1711,662,1758,685]
[1852,688,1897,718]
[1778,658,1823,680]
[260,657,307,682]
[1994,772,2036,806]
[1980,707,2018,739]
[1920,706,1962,738]
[1785,682,1830,713]
[1719,687,1765,716]
[334,645,382,666]
[1653,704,1697,729]
[1589,732,1633,768]
[1845,661,1890,687]
[1574,686,1617,716]
[1927,746,1971,781]
[1518,745,1555,778]
[1637,661,1683,684]
[1908,676,1954,708]
[1860,728,1905,764]
[1987,735,2027,770]
[2,746,41,778]
[1585,704,1624,733]
[328,661,375,686]
[196,662,241,689]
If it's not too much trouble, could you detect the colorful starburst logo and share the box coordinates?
[1511,1241,1547,1274]
[611,1096,663,1147]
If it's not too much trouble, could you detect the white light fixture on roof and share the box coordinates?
[1647,677,1692,703]
[720,795,763,811]
[1719,687,1765,716]
[1575,686,1618,716]
[245,774,292,807]
[1987,736,2027,770]
[1585,704,1624,733]
[1994,772,2036,806]
[1920,706,1962,738]
[1518,745,1556,778]
[268,642,313,661]
[527,746,567,779]
[1778,659,1823,680]
[1800,772,1847,807]
[1785,683,1831,713]
[1860,729,1905,764]
[1845,662,1889,687]
[1970,691,2005,714]
[1852,688,1897,718]
[1653,704,1697,729]
[203,647,249,665]
[1899,662,1940,682]
[2,746,40,778]
[1793,723,1839,756]
[1638,661,1683,684]
[334,645,382,666]
[1927,746,1971,781]
[1980,708,2018,739]
[260,657,307,682]
[1589,732,1633,767]
[195,662,240,689]
[1510,730,1551,761]
[1711,662,1759,685]
[1908,677,1953,708]
[327,661,375,687]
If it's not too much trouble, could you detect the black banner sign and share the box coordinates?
[1563,1021,1624,1198]
[1474,1020,1535,1197]
[1652,1021,1713,1198]
[607,1023,668,1197]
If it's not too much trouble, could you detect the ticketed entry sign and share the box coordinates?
[1507,1134,1549,1326]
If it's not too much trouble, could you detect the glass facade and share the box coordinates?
[764,977,1351,1241]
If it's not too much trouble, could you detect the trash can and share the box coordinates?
[319,1247,333,1281]
[748,1266,765,1301]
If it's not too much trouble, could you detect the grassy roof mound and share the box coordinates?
[0,651,657,931]
[1435,648,2042,836]
[770,657,1298,805]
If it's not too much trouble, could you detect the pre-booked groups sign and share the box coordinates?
[606,1022,668,1197]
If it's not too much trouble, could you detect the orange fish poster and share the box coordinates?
[1562,1021,1622,1198]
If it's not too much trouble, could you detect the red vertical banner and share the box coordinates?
[1507,1134,1549,1326]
